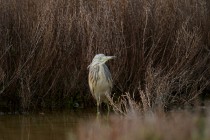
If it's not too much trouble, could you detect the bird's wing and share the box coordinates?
[88,66,99,96]
[88,71,94,95]
[103,64,113,89]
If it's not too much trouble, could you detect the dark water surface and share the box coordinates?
[1,101,210,140]
[0,110,95,140]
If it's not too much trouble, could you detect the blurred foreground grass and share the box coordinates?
[76,110,210,140]
[0,108,210,140]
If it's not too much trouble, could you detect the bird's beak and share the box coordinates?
[105,56,116,60]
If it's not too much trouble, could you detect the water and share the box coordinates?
[0,110,95,140]
[0,101,210,140]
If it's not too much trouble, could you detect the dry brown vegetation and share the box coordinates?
[76,110,210,140]
[0,0,209,111]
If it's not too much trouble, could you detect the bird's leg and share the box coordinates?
[107,103,110,116]
[105,92,110,116]
[97,102,100,115]
[97,97,101,115]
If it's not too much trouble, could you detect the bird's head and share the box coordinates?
[88,54,116,69]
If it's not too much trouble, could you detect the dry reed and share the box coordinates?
[0,0,209,111]
[76,110,210,140]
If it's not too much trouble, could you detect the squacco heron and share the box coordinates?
[88,54,115,115]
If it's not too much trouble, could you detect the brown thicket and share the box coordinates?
[0,0,209,111]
